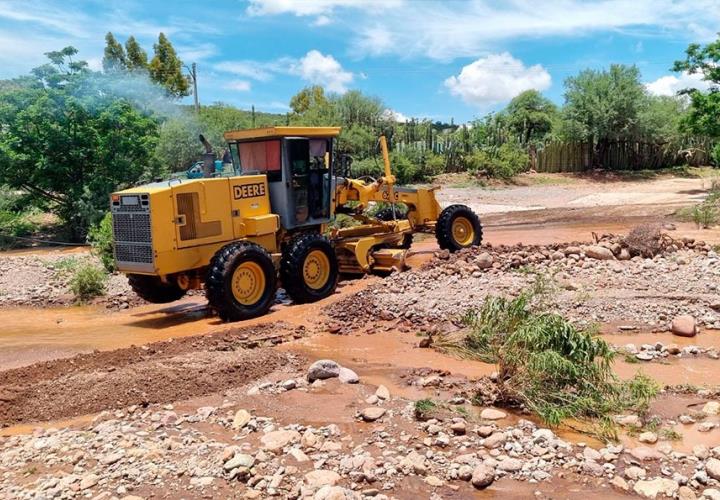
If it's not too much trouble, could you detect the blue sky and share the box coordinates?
[0,0,717,123]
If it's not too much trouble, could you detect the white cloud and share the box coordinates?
[444,53,551,106]
[645,71,712,96]
[313,15,332,26]
[290,50,353,93]
[319,0,720,60]
[214,60,280,82]
[247,0,403,24]
[224,80,252,92]
[382,109,409,123]
[176,43,217,62]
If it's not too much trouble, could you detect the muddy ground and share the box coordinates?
[2,172,720,500]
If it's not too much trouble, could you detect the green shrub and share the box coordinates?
[440,292,658,434]
[69,261,108,302]
[711,143,720,167]
[466,143,529,179]
[0,209,36,248]
[87,212,115,272]
[691,203,718,228]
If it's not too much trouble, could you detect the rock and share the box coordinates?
[615,414,641,427]
[703,402,720,416]
[551,250,565,261]
[232,409,252,430]
[375,385,390,400]
[313,486,357,500]
[639,431,658,444]
[338,367,359,384]
[282,379,297,390]
[480,408,507,420]
[583,447,602,461]
[79,474,99,490]
[458,465,473,481]
[360,407,386,422]
[694,445,711,460]
[633,478,679,499]
[678,486,697,500]
[471,464,495,489]
[582,460,604,476]
[483,432,507,449]
[260,430,301,451]
[611,476,629,491]
[629,447,664,461]
[289,448,310,462]
[671,315,698,337]
[665,344,681,355]
[308,360,341,381]
[706,458,720,480]
[450,421,467,435]
[425,475,444,487]
[625,466,647,480]
[699,422,717,432]
[585,246,615,260]
[476,253,494,269]
[224,453,254,471]
[304,470,341,489]
[703,489,720,500]
[400,450,427,474]
[497,458,523,472]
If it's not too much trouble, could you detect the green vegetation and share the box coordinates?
[87,213,115,272]
[440,291,658,436]
[69,261,108,302]
[414,399,438,420]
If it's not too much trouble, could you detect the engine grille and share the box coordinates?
[112,197,153,269]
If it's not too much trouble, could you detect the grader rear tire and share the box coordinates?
[128,274,186,304]
[281,233,339,304]
[435,204,483,252]
[206,241,277,322]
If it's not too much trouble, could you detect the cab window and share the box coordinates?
[232,140,282,182]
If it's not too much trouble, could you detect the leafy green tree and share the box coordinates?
[125,36,149,71]
[638,95,687,143]
[562,64,646,164]
[102,32,127,72]
[0,49,163,239]
[673,34,720,138]
[505,90,557,145]
[335,90,384,127]
[31,46,88,88]
[149,33,189,98]
[289,86,339,125]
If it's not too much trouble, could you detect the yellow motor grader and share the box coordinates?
[111,127,482,321]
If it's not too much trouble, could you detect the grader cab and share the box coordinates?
[111,127,482,321]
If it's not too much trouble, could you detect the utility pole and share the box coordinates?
[185,63,199,113]
[252,105,256,127]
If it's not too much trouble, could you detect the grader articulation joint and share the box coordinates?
[110,127,482,321]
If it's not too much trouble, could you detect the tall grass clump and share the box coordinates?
[87,212,115,272]
[444,292,658,433]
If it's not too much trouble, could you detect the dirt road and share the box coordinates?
[1,172,720,499]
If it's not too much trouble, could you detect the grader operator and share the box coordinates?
[110,127,482,321]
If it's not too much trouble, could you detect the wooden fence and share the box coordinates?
[535,140,713,173]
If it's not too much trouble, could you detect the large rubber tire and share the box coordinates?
[128,274,186,304]
[375,206,408,221]
[206,241,277,322]
[281,233,339,304]
[435,204,483,252]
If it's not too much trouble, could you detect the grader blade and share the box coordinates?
[369,248,407,273]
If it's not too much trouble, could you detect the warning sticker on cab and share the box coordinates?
[233,183,266,199]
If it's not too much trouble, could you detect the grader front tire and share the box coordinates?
[435,204,483,252]
[128,274,187,304]
[206,242,277,322]
[281,233,339,304]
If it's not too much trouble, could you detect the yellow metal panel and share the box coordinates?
[228,175,273,238]
[170,179,233,249]
[239,214,279,237]
[224,126,341,141]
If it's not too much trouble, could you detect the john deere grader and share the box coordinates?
[111,127,482,321]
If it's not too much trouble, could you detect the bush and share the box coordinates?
[466,143,529,179]
[69,261,108,302]
[711,143,720,167]
[440,292,658,434]
[87,212,115,272]
[0,209,36,248]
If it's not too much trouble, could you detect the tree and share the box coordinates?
[289,86,338,125]
[638,95,687,143]
[504,90,557,145]
[0,49,163,239]
[562,64,647,164]
[149,33,189,98]
[102,32,127,73]
[125,36,149,71]
[673,34,720,138]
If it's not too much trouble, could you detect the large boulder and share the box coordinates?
[671,315,698,337]
[308,360,342,382]
[260,430,300,451]
[707,458,720,480]
[633,478,679,499]
[585,246,615,260]
[338,367,359,384]
[304,470,342,489]
[471,464,495,489]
